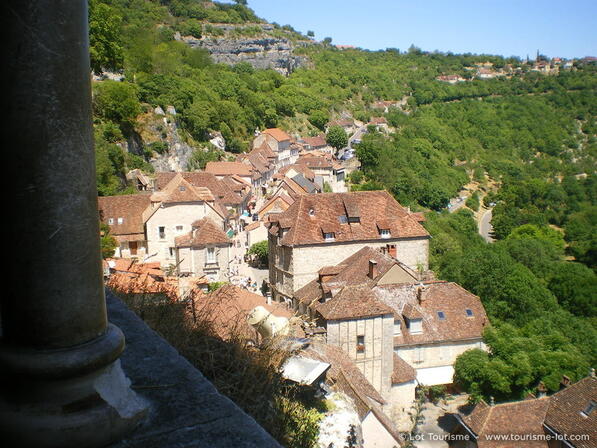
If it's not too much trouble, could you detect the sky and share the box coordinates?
[242,0,596,59]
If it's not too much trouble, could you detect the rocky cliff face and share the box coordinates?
[180,27,310,75]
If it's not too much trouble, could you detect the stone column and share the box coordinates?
[1,1,147,447]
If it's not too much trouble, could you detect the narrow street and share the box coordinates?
[479,208,494,242]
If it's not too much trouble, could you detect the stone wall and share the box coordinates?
[326,315,394,397]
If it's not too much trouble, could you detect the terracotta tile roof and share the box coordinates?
[374,282,488,346]
[205,161,253,177]
[150,174,215,204]
[301,135,327,148]
[316,284,394,321]
[327,119,354,128]
[258,194,294,217]
[105,259,188,301]
[544,376,597,447]
[268,191,429,247]
[301,342,385,406]
[193,284,294,341]
[369,117,388,125]
[98,192,152,238]
[460,398,551,447]
[276,164,316,181]
[297,156,333,169]
[175,217,231,248]
[155,172,243,205]
[262,128,291,142]
[294,246,417,307]
[392,353,417,384]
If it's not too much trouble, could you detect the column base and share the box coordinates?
[0,326,149,448]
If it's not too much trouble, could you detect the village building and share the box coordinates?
[296,155,347,192]
[98,192,152,259]
[205,161,254,185]
[143,174,229,267]
[435,74,467,84]
[126,168,154,191]
[174,217,232,282]
[451,373,597,448]
[300,135,333,153]
[326,118,358,135]
[367,116,390,133]
[257,194,294,221]
[293,246,487,428]
[294,341,405,447]
[252,128,297,168]
[267,191,430,302]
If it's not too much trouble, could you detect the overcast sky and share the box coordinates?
[243,0,596,59]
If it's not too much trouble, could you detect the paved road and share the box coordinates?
[413,395,468,448]
[479,208,494,242]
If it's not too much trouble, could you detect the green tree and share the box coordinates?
[88,0,124,74]
[93,80,141,126]
[326,125,348,150]
[100,223,118,258]
[248,240,269,265]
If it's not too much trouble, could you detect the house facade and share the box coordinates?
[267,191,430,302]
[174,217,232,282]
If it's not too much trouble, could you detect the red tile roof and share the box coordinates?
[460,398,551,447]
[150,174,215,204]
[316,284,394,321]
[392,353,417,384]
[262,128,291,142]
[205,161,253,177]
[301,135,327,148]
[98,192,152,239]
[175,217,231,248]
[544,376,597,447]
[268,191,429,246]
[155,172,243,205]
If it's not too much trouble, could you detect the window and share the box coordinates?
[176,225,183,233]
[158,226,166,239]
[168,247,175,258]
[338,215,348,224]
[348,217,360,224]
[206,247,216,264]
[323,232,335,242]
[380,229,391,239]
[581,401,596,417]
[465,309,474,317]
[437,311,446,320]
[108,218,114,225]
[393,320,401,336]
[408,318,423,334]
[356,335,365,352]
[179,186,186,191]
[117,217,124,225]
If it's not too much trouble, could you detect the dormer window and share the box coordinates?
[348,216,360,224]
[323,232,335,242]
[407,318,423,334]
[393,319,401,336]
[338,215,348,224]
[581,400,596,417]
[308,208,315,216]
[108,218,114,225]
[179,186,186,192]
[380,229,391,239]
[117,217,124,225]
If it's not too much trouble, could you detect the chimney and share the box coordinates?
[590,367,595,378]
[489,396,495,406]
[537,382,547,398]
[416,283,426,304]
[368,260,378,279]
[561,375,571,388]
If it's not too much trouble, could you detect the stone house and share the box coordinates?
[252,128,296,168]
[144,174,228,268]
[174,217,232,282]
[296,155,346,192]
[293,246,488,429]
[266,191,430,302]
[205,161,254,186]
[257,194,294,221]
[300,135,333,154]
[98,193,152,259]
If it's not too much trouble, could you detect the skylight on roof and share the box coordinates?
[581,400,596,417]
[437,311,446,320]
[338,215,348,224]
[465,309,474,317]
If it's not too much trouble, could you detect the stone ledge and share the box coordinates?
[106,290,280,448]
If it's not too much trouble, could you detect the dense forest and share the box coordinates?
[90,0,596,411]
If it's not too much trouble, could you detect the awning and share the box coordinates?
[415,365,454,386]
